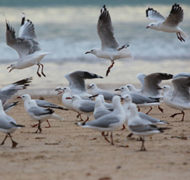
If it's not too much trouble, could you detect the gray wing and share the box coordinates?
[79,101,95,112]
[65,71,103,93]
[100,91,114,101]
[6,22,40,58]
[86,115,119,128]
[35,99,66,110]
[139,112,167,125]
[129,124,159,133]
[28,106,54,116]
[143,73,173,96]
[173,72,190,79]
[163,3,183,26]
[19,17,37,40]
[146,7,165,22]
[94,109,110,119]
[131,93,159,104]
[97,5,119,50]
[3,102,19,112]
[0,77,32,104]
[172,77,190,100]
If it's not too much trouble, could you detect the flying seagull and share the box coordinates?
[6,13,50,77]
[146,3,187,42]
[85,5,131,76]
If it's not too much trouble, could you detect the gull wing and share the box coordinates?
[146,7,165,22]
[65,71,103,94]
[163,3,183,26]
[97,5,119,50]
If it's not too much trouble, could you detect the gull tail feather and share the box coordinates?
[52,113,64,121]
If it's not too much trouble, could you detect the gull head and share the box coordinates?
[162,85,171,93]
[122,94,132,104]
[85,49,97,55]
[87,83,97,90]
[126,84,136,92]
[146,22,159,30]
[112,95,121,107]
[7,64,16,72]
[115,86,129,93]
[19,94,31,101]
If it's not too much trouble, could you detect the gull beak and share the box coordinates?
[85,51,90,54]
[66,97,72,100]
[114,88,121,91]
[17,96,21,99]
[87,85,92,89]
[146,26,150,29]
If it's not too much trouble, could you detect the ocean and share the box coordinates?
[0,0,189,63]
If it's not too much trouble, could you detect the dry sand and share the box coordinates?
[0,95,190,180]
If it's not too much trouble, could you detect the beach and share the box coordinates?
[0,95,190,180]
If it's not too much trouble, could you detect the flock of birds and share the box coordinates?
[0,4,189,151]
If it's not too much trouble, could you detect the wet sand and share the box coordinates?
[0,95,190,180]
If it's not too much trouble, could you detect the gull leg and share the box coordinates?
[37,64,41,77]
[83,116,89,123]
[40,64,46,77]
[146,106,152,114]
[101,132,110,143]
[110,132,114,145]
[127,133,133,138]
[120,124,126,130]
[45,120,51,128]
[158,105,164,113]
[106,60,115,76]
[76,112,83,121]
[1,134,8,145]
[35,121,42,133]
[140,137,146,151]
[137,106,140,112]
[170,111,185,121]
[31,123,38,128]
[8,133,18,148]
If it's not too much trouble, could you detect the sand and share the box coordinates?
[0,95,190,180]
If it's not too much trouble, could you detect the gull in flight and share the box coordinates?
[65,71,103,99]
[77,96,125,145]
[6,13,50,77]
[163,76,190,121]
[0,77,32,111]
[146,3,187,42]
[85,5,132,76]
[20,94,64,133]
[0,100,24,148]
[127,102,169,151]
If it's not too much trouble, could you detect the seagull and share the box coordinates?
[127,102,169,151]
[65,71,103,99]
[93,95,111,119]
[163,77,190,121]
[146,3,187,42]
[115,85,160,114]
[122,94,167,138]
[77,96,125,145]
[0,100,24,148]
[31,98,68,128]
[67,95,95,122]
[85,5,132,76]
[87,83,116,101]
[20,94,64,133]
[0,77,32,110]
[6,13,50,77]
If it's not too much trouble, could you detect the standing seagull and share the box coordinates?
[77,96,125,145]
[127,103,169,151]
[20,94,64,133]
[85,5,131,76]
[6,13,50,77]
[0,100,24,148]
[146,3,187,42]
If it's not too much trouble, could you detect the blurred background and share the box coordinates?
[0,0,189,88]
